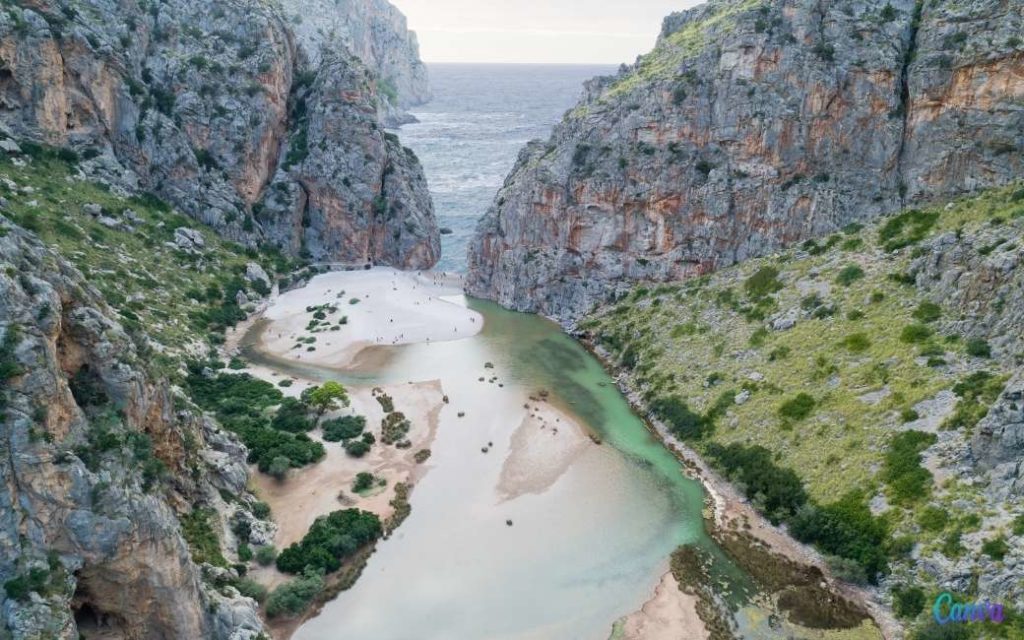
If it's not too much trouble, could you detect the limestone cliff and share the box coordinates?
[467,0,1023,324]
[279,0,431,123]
[0,222,265,639]
[0,0,438,268]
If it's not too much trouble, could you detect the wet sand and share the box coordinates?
[497,400,592,501]
[617,572,709,640]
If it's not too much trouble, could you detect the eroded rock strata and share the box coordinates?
[468,0,1023,324]
[0,0,438,268]
[0,224,265,639]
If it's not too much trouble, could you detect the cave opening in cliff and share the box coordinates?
[72,579,127,639]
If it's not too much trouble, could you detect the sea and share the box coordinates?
[397,63,617,273]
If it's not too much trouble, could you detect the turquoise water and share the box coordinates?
[246,297,770,639]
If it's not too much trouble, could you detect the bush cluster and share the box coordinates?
[187,369,324,471]
[651,396,711,440]
[265,570,324,618]
[878,209,939,252]
[882,431,937,504]
[322,415,366,442]
[943,371,1004,431]
[706,443,807,523]
[706,441,891,582]
[789,491,890,583]
[276,509,382,575]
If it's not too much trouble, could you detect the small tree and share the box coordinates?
[304,381,350,422]
[268,455,291,480]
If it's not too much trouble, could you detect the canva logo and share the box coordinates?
[933,592,1005,625]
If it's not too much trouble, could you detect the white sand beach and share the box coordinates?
[257,267,483,369]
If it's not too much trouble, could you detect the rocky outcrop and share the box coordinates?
[0,222,265,639]
[970,373,1024,499]
[0,0,438,268]
[279,0,431,123]
[467,0,1024,324]
[255,49,439,266]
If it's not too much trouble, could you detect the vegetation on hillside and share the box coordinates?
[584,184,1024,612]
[0,152,296,367]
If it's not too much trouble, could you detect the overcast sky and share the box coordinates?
[388,0,704,64]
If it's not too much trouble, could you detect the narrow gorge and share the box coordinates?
[1,0,1023,639]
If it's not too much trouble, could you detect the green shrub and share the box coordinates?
[892,585,926,619]
[878,209,939,252]
[982,535,1009,560]
[233,577,267,603]
[965,338,991,358]
[744,266,783,300]
[1014,514,1024,536]
[237,543,253,562]
[251,501,271,520]
[344,439,371,458]
[789,491,889,583]
[942,530,964,558]
[271,397,313,433]
[181,508,228,567]
[0,323,24,378]
[918,506,949,532]
[187,370,324,471]
[841,332,871,353]
[267,455,291,480]
[900,408,920,423]
[275,509,381,575]
[912,301,942,323]
[826,555,868,585]
[943,371,1004,431]
[706,443,808,524]
[835,264,865,286]
[255,545,278,566]
[265,570,324,618]
[749,327,769,347]
[778,393,816,421]
[322,415,366,442]
[3,568,51,602]
[650,396,711,440]
[882,431,937,504]
[900,324,933,344]
[352,472,376,493]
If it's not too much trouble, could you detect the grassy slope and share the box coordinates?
[583,185,1024,630]
[0,152,290,364]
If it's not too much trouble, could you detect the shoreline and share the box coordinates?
[576,336,902,640]
[225,268,478,639]
[228,265,897,639]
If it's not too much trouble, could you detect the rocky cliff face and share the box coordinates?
[0,0,438,268]
[0,222,264,639]
[468,0,1024,324]
[279,0,431,123]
